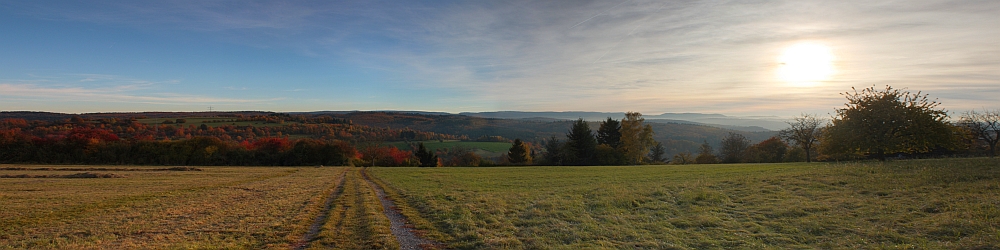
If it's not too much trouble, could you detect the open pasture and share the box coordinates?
[2,159,998,249]
[0,165,348,249]
[369,158,1000,249]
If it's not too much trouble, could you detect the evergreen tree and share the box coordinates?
[414,142,438,167]
[542,136,563,165]
[507,139,532,165]
[648,141,666,164]
[564,119,597,165]
[597,117,622,148]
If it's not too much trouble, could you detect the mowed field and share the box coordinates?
[0,166,378,249]
[1,159,998,249]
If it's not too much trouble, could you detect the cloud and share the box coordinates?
[0,74,280,105]
[6,0,999,115]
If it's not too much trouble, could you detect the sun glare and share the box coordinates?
[777,42,834,87]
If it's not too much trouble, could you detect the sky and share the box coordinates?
[1,0,998,117]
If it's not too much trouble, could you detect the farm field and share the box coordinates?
[0,166,352,249]
[2,159,998,249]
[368,158,1000,249]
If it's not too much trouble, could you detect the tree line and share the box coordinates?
[668,86,998,164]
[498,85,997,166]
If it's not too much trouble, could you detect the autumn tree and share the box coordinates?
[779,114,822,162]
[507,138,532,165]
[823,86,954,160]
[719,132,751,163]
[619,112,654,165]
[441,147,482,166]
[746,137,788,163]
[695,141,718,164]
[959,109,1000,157]
[563,119,597,165]
[672,152,694,165]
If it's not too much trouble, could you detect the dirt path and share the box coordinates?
[292,171,347,250]
[361,168,438,250]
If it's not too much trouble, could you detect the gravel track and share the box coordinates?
[361,168,439,250]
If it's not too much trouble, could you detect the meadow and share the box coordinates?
[1,159,998,249]
[369,158,1000,249]
[0,166,349,249]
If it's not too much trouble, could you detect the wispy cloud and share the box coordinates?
[4,0,999,115]
[0,74,281,106]
[0,83,281,105]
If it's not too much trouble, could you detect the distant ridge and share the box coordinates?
[460,111,786,131]
[0,111,274,121]
[2,110,788,131]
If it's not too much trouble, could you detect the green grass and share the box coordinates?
[368,158,1000,249]
[390,140,513,153]
[3,159,998,249]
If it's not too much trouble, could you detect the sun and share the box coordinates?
[777,42,835,87]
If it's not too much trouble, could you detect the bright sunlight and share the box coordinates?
[777,42,835,87]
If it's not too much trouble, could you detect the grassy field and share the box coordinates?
[2,159,998,249]
[369,158,1000,249]
[0,166,347,249]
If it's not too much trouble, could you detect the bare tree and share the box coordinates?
[779,114,823,162]
[960,109,1000,157]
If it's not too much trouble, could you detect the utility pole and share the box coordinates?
[208,106,214,112]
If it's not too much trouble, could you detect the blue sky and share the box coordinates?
[1,0,998,117]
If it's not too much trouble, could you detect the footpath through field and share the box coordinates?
[299,167,439,249]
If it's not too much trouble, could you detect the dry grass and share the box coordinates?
[308,167,398,249]
[0,165,346,249]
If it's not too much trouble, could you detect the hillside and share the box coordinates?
[461,111,788,131]
[2,110,778,158]
[322,112,777,157]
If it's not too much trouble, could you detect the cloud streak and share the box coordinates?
[4,0,999,115]
[0,73,281,107]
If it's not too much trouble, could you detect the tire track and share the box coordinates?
[293,170,347,250]
[361,168,439,250]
